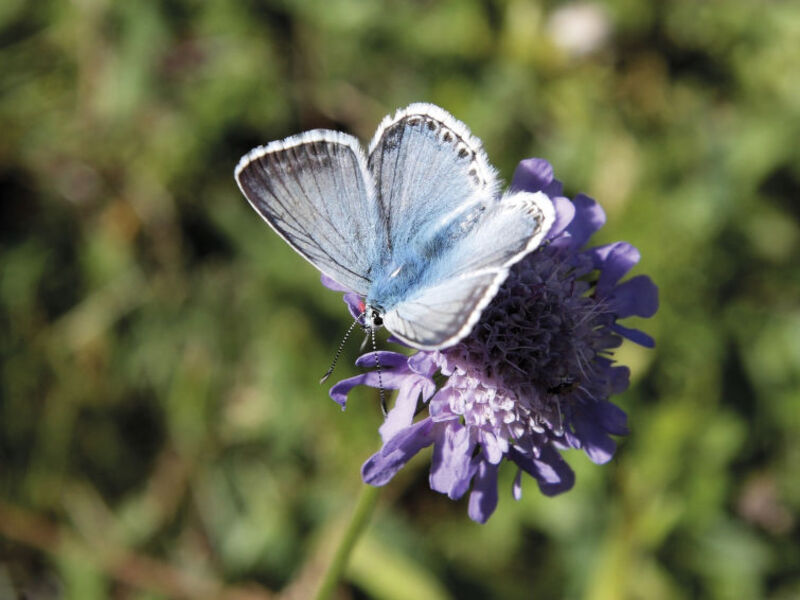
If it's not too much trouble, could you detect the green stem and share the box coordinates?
[314,483,381,600]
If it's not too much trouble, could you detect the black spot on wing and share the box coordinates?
[381,124,403,151]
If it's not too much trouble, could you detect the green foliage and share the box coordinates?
[1,1,798,598]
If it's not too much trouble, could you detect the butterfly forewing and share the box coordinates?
[235,131,383,295]
[367,103,499,253]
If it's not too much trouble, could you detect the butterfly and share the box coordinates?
[235,103,555,350]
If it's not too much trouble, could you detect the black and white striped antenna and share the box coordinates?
[319,311,365,384]
[320,312,388,416]
[369,325,387,416]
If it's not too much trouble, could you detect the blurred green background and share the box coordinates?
[1,1,799,598]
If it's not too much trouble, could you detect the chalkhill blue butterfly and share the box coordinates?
[235,103,555,350]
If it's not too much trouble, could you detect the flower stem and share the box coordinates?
[314,483,381,600]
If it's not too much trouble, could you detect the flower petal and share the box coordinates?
[355,351,410,370]
[328,364,422,409]
[592,400,629,436]
[510,446,575,496]
[344,292,364,319]
[468,460,499,523]
[608,365,631,394]
[479,430,505,464]
[546,179,564,197]
[329,374,366,409]
[429,387,461,421]
[566,193,605,248]
[430,423,476,499]
[511,158,555,193]
[408,352,440,377]
[590,242,640,294]
[362,419,439,486]
[607,275,659,318]
[570,407,619,464]
[547,196,576,240]
[379,377,435,441]
[611,323,656,347]
[320,274,351,292]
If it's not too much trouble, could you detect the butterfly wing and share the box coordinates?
[367,103,499,253]
[235,130,384,295]
[383,191,555,349]
[382,271,501,349]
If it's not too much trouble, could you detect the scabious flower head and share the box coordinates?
[325,158,658,523]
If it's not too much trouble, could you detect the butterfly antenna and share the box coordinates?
[370,325,387,416]
[320,311,365,384]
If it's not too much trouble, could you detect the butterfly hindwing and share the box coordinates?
[235,131,384,295]
[384,191,555,349]
[382,270,501,349]
[430,190,555,280]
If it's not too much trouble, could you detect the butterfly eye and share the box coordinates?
[371,310,383,327]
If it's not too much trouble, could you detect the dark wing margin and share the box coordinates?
[235,130,383,295]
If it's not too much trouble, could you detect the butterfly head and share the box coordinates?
[364,306,384,330]
[356,297,384,330]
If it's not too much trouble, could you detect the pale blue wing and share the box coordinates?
[427,191,555,280]
[367,103,499,254]
[382,271,501,349]
[383,191,555,349]
[235,130,384,295]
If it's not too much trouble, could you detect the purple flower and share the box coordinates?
[326,158,658,523]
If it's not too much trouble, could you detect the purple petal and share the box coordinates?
[570,408,619,464]
[362,419,439,486]
[329,374,366,408]
[429,423,476,499]
[589,242,640,295]
[479,430,505,464]
[357,369,420,391]
[566,194,605,248]
[354,351,409,369]
[468,460,499,524]
[328,364,420,408]
[408,351,439,377]
[611,323,656,347]
[607,275,659,318]
[343,292,364,320]
[595,400,629,436]
[511,158,555,193]
[320,274,351,292]
[428,387,461,421]
[379,377,436,441]
[547,196,576,241]
[545,179,564,197]
[510,446,575,496]
[608,365,631,394]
